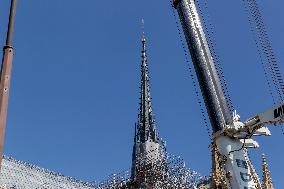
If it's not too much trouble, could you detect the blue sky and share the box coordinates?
[0,0,283,187]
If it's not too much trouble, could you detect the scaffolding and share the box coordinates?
[95,150,208,189]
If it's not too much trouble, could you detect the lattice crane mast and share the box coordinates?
[173,0,283,188]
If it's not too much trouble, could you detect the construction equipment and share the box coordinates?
[0,0,17,170]
[173,0,282,188]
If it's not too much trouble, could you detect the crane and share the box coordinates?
[0,0,17,170]
[173,0,282,188]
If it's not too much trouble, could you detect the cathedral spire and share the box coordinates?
[261,154,274,189]
[136,20,157,144]
[130,21,167,184]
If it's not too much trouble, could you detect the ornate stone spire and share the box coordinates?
[136,20,157,144]
[261,154,274,189]
[131,21,166,183]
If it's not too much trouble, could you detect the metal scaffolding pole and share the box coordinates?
[0,0,17,170]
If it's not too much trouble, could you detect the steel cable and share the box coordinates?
[242,0,284,134]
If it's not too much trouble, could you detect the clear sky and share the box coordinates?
[0,0,283,187]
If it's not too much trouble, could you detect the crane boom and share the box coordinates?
[173,0,268,188]
[0,0,17,170]
[173,0,232,133]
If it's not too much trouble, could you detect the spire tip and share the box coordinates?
[141,18,146,41]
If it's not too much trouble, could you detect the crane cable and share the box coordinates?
[244,0,284,102]
[249,0,284,102]
[242,0,276,105]
[170,1,212,139]
[242,0,284,134]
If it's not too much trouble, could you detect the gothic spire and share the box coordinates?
[136,20,158,144]
[261,154,274,189]
[131,21,168,183]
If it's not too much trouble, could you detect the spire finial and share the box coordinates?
[141,18,145,36]
[141,18,145,41]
